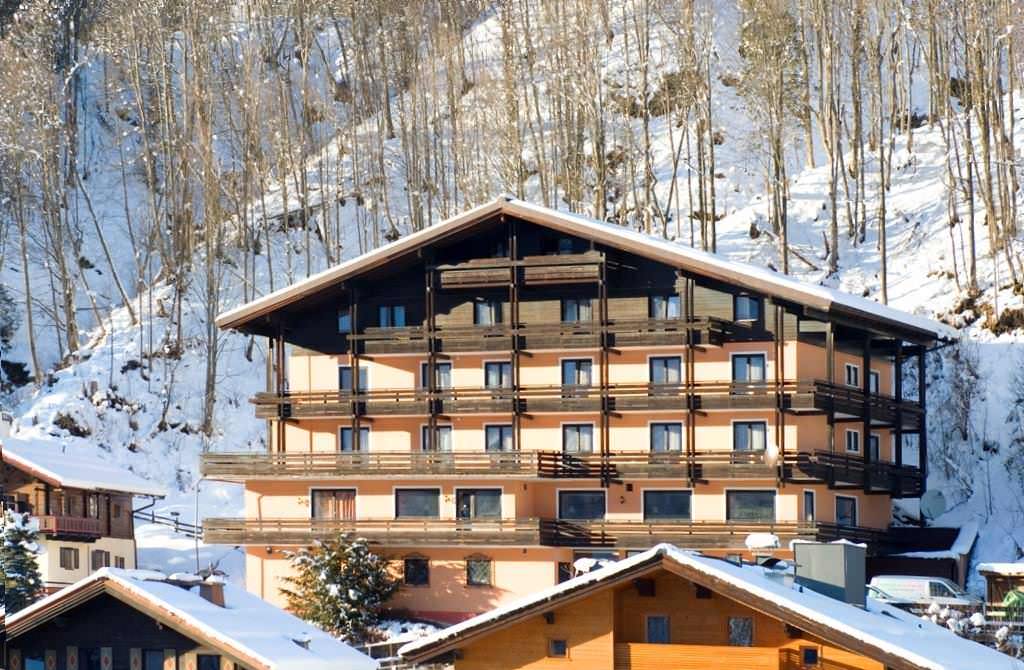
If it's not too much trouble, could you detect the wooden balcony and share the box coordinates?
[347,317,726,355]
[614,643,780,670]
[202,516,544,546]
[540,519,820,549]
[436,252,603,289]
[201,451,542,480]
[37,515,103,540]
[793,450,924,497]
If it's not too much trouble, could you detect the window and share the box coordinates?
[845,363,860,387]
[339,426,370,452]
[728,616,754,646]
[24,655,45,670]
[726,490,776,522]
[59,546,79,570]
[645,615,670,644]
[845,430,861,453]
[557,562,573,583]
[868,434,880,461]
[869,370,880,394]
[87,494,99,519]
[732,354,766,383]
[562,424,594,453]
[421,362,452,390]
[338,365,368,392]
[474,298,502,325]
[484,361,513,389]
[558,490,605,520]
[548,639,568,658]
[801,646,820,667]
[112,503,122,518]
[649,295,681,319]
[378,304,406,327]
[643,490,691,521]
[929,581,956,598]
[734,295,761,322]
[395,489,440,518]
[558,237,575,254]
[456,489,501,519]
[91,549,111,570]
[803,490,816,522]
[650,422,683,453]
[197,655,221,670]
[404,557,429,586]
[466,557,493,586]
[312,489,356,520]
[115,556,126,569]
[485,424,514,452]
[649,356,682,385]
[143,650,164,670]
[561,298,593,322]
[733,421,767,452]
[561,358,593,387]
[337,309,352,334]
[836,496,858,527]
[421,425,453,452]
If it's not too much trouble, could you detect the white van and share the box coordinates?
[869,575,982,608]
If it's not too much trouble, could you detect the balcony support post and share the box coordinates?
[265,335,273,454]
[825,321,836,486]
[274,329,286,453]
[894,339,904,492]
[679,272,695,486]
[862,333,872,492]
[508,215,522,452]
[918,346,928,499]
[350,288,361,452]
[598,252,610,486]
[425,257,438,450]
[774,303,785,485]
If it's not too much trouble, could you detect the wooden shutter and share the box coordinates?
[45,650,57,670]
[219,658,233,670]
[163,649,177,670]
[337,490,356,520]
[101,647,113,670]
[67,646,79,670]
[9,648,21,670]
[180,651,197,670]
[130,648,143,670]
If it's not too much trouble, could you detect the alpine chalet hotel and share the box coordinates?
[205,196,946,623]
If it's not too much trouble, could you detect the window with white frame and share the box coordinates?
[845,430,861,453]
[845,364,860,387]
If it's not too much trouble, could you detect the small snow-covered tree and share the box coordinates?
[280,535,398,644]
[2,510,44,613]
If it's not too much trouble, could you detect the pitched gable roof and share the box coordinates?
[217,195,954,342]
[6,569,376,670]
[398,544,1017,670]
[2,436,166,497]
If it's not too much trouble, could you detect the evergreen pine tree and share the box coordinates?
[280,534,399,644]
[2,510,44,613]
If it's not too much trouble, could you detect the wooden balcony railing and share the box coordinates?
[346,316,727,354]
[36,515,103,539]
[251,378,922,429]
[202,516,544,546]
[201,448,920,496]
[202,515,885,549]
[614,643,779,670]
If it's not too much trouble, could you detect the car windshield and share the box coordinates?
[867,585,896,599]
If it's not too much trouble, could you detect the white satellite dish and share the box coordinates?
[920,490,947,521]
[764,443,780,468]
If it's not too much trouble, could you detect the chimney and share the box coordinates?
[794,541,866,608]
[199,581,226,607]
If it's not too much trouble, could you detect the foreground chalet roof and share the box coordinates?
[217,195,954,342]
[6,568,377,670]
[1,436,167,497]
[399,544,1017,670]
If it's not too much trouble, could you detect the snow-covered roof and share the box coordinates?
[399,544,1018,670]
[890,522,978,560]
[217,195,955,341]
[1,436,167,497]
[7,568,376,670]
[978,563,1024,577]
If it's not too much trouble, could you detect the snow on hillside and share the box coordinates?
[1,0,1023,596]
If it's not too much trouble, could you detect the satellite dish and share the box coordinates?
[920,490,947,521]
[764,443,780,468]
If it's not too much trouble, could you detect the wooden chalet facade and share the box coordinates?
[0,437,166,590]
[207,196,948,623]
[397,544,1012,670]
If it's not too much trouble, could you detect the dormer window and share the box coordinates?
[734,295,761,322]
[558,237,575,255]
[649,295,681,319]
[474,298,502,325]
[337,309,352,334]
[379,304,406,328]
